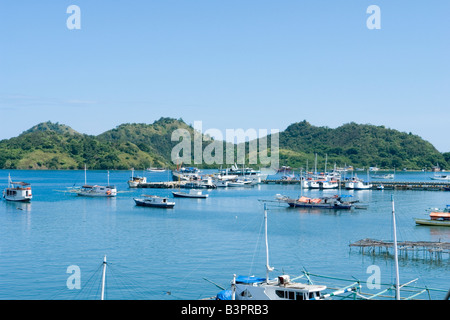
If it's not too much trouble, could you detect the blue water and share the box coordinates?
[0,169,449,300]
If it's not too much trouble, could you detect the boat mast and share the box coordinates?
[84,164,87,185]
[391,195,400,300]
[264,204,274,283]
[100,255,107,300]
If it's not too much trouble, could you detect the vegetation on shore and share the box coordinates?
[0,118,448,170]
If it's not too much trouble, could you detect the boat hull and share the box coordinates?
[415,219,450,227]
[134,198,175,208]
[287,202,352,210]
[172,192,208,198]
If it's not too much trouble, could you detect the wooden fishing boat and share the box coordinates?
[415,206,450,227]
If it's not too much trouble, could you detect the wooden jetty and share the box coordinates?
[349,238,450,260]
[262,180,450,191]
[133,181,189,189]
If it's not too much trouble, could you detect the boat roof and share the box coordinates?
[11,181,30,186]
[236,275,266,284]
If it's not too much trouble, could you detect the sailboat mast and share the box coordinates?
[101,255,107,300]
[264,204,273,283]
[84,164,87,185]
[391,196,400,300]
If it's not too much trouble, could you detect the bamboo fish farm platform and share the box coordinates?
[262,180,450,191]
[349,238,450,260]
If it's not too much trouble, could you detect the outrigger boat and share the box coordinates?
[134,195,175,208]
[2,174,32,202]
[215,204,358,300]
[276,194,354,210]
[72,166,117,197]
[415,205,450,227]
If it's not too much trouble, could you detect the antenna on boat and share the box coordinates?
[264,204,274,283]
[391,195,400,300]
[100,255,107,300]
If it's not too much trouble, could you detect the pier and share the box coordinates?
[262,180,450,191]
[349,238,450,261]
[132,181,189,189]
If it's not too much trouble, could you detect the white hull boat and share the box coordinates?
[2,174,32,202]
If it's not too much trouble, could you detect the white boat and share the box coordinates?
[353,181,373,190]
[73,166,117,197]
[127,168,147,188]
[227,178,253,187]
[172,189,208,199]
[183,176,216,189]
[218,164,267,184]
[2,174,32,202]
[431,174,450,180]
[320,180,339,189]
[216,204,357,301]
[171,167,201,181]
[213,179,229,187]
[147,167,167,173]
[134,195,175,208]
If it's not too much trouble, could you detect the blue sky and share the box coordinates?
[0,1,449,151]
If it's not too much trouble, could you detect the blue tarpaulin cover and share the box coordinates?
[235,275,266,284]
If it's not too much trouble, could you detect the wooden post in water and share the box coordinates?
[391,196,400,300]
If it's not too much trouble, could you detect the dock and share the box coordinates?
[349,238,450,260]
[132,181,189,189]
[262,180,450,191]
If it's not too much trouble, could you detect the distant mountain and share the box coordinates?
[0,118,448,170]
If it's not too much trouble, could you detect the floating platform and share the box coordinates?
[349,238,450,260]
[262,180,450,191]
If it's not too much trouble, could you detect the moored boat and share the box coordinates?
[172,189,208,198]
[415,205,450,227]
[2,174,32,202]
[134,195,175,208]
[280,195,354,210]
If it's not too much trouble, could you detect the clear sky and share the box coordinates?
[0,1,449,151]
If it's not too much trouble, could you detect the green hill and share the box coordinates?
[0,118,447,170]
[276,121,448,170]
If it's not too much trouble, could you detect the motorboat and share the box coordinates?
[2,174,32,202]
[172,189,208,199]
[127,169,147,188]
[134,195,175,208]
[172,167,201,181]
[415,205,450,227]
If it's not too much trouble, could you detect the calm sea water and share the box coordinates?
[0,169,448,300]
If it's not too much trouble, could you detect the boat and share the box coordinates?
[353,181,373,190]
[371,173,395,179]
[183,176,216,189]
[431,174,450,181]
[216,204,357,300]
[171,166,201,181]
[280,195,354,210]
[147,167,167,172]
[172,189,208,199]
[134,195,175,208]
[415,205,450,227]
[127,168,147,188]
[227,178,253,187]
[320,180,339,189]
[218,163,267,184]
[2,174,32,202]
[73,166,117,197]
